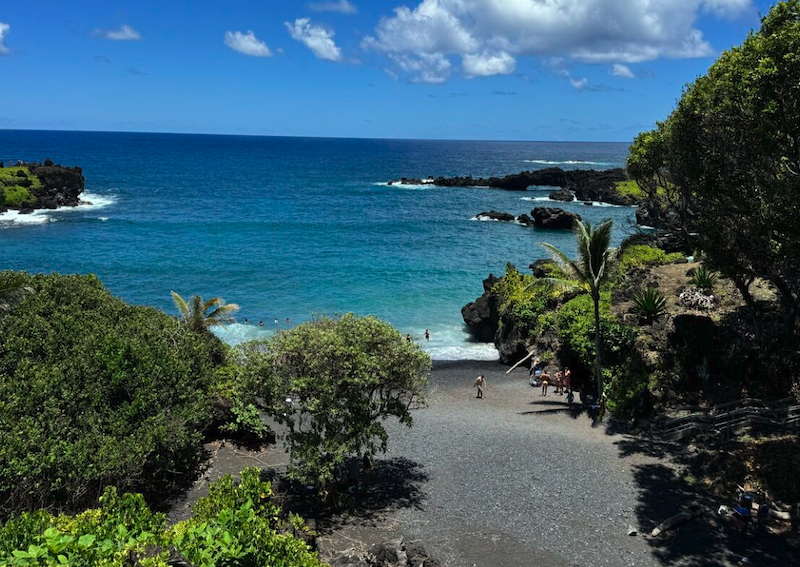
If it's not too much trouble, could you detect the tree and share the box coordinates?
[171,291,240,334]
[629,1,800,337]
[241,314,430,502]
[0,273,221,515]
[543,220,617,401]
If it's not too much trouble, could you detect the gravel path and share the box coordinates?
[379,360,655,567]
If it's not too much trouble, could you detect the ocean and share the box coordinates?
[0,130,634,359]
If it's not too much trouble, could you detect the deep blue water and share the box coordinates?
[0,130,633,359]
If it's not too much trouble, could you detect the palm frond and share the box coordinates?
[541,242,585,283]
[205,303,240,323]
[203,297,223,312]
[171,291,189,318]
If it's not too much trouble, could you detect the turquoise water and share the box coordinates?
[0,130,634,359]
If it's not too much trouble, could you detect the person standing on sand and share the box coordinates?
[564,368,571,392]
[555,370,563,395]
[540,371,550,396]
[474,375,486,399]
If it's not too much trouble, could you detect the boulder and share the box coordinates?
[516,213,535,226]
[475,210,515,222]
[531,207,581,230]
[548,188,574,202]
[331,537,439,567]
[461,274,501,342]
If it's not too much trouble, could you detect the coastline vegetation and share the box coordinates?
[0,167,41,207]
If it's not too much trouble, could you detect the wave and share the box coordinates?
[520,196,555,202]
[373,181,434,191]
[523,159,613,166]
[425,342,499,361]
[0,192,117,227]
[212,323,273,346]
[470,215,501,221]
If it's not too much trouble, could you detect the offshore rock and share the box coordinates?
[531,207,581,230]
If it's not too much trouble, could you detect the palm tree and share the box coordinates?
[542,219,616,403]
[171,291,240,333]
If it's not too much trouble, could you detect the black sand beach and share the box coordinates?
[170,360,798,567]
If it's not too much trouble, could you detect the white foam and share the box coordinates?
[0,209,51,226]
[471,215,501,221]
[524,159,612,166]
[520,196,555,202]
[213,323,273,346]
[0,192,117,227]
[582,200,634,208]
[425,342,500,361]
[98,217,109,222]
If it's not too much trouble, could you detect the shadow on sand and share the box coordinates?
[606,425,799,566]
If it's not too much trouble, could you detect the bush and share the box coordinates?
[493,264,571,338]
[0,272,222,515]
[632,286,668,323]
[0,167,41,207]
[241,314,430,500]
[691,266,718,290]
[616,245,684,280]
[0,468,324,567]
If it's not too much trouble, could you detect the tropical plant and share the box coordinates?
[543,219,617,401]
[0,271,31,313]
[633,286,668,323]
[691,267,718,290]
[241,314,430,503]
[0,273,220,515]
[171,291,240,333]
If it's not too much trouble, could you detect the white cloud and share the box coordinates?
[103,24,141,41]
[285,18,343,61]
[224,30,272,57]
[611,63,635,78]
[390,52,451,83]
[363,0,753,81]
[0,23,10,55]
[307,0,358,14]
[463,51,515,77]
[556,69,588,90]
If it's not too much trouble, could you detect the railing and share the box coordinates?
[658,397,800,440]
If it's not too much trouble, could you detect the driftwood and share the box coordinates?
[650,506,705,537]
[506,347,536,374]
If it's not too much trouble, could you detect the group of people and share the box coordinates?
[529,358,575,406]
[406,329,431,343]
[244,317,290,327]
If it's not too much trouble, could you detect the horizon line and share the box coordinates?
[0,127,632,145]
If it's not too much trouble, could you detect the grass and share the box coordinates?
[0,166,41,207]
[614,180,645,198]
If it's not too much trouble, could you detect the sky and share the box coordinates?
[0,0,778,141]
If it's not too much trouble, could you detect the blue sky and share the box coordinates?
[0,0,776,141]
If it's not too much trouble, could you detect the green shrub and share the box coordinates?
[691,266,718,290]
[0,272,222,515]
[2,186,33,206]
[0,167,41,207]
[242,314,430,500]
[0,469,323,567]
[493,264,571,338]
[632,286,668,323]
[616,245,684,279]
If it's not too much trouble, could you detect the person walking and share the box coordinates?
[540,371,550,396]
[555,370,564,395]
[474,375,487,399]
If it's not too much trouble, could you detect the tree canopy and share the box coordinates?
[241,314,430,499]
[628,0,800,330]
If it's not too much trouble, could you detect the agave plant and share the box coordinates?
[691,266,718,290]
[171,291,240,333]
[633,286,668,323]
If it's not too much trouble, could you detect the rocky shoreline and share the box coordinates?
[0,160,86,215]
[389,166,636,206]
[476,207,581,230]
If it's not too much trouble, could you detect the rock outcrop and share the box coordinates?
[461,274,501,342]
[531,207,581,230]
[548,188,574,202]
[0,161,85,213]
[475,210,515,222]
[388,167,636,206]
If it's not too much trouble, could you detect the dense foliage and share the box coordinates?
[0,468,323,567]
[0,167,40,207]
[629,0,800,334]
[493,264,568,337]
[241,314,430,499]
[0,272,222,516]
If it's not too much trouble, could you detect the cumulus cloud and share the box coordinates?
[463,51,515,77]
[611,63,635,78]
[363,0,752,81]
[285,18,343,61]
[102,24,141,41]
[224,30,272,57]
[307,0,358,14]
[390,52,451,83]
[0,23,10,55]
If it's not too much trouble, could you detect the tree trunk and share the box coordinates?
[593,295,603,401]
